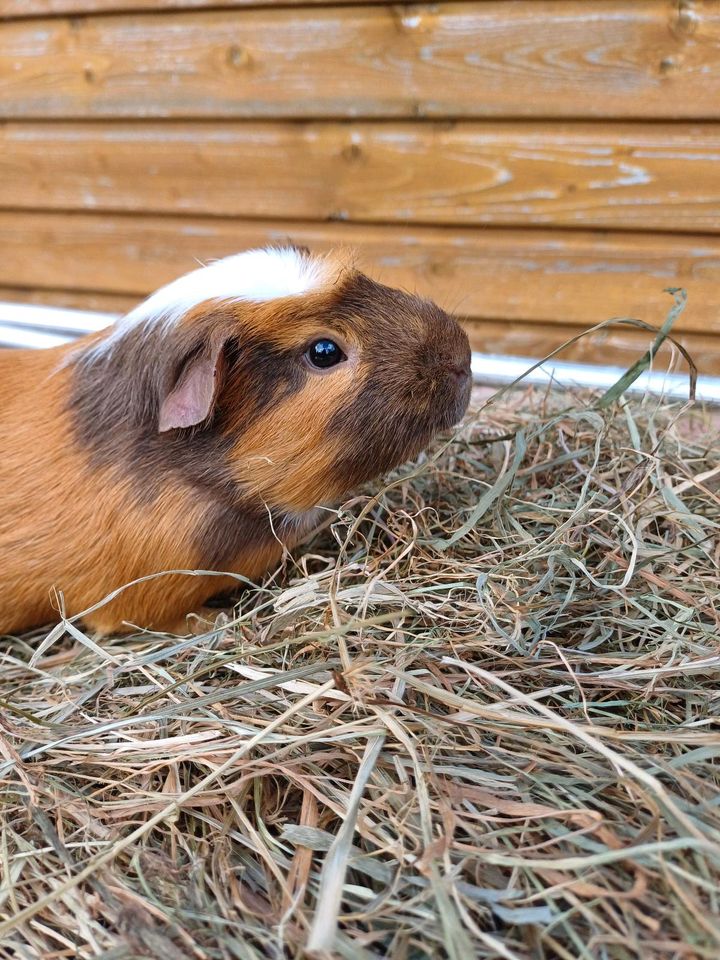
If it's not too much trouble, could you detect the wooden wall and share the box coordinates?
[2,0,720,372]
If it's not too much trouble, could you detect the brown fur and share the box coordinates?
[0,252,470,636]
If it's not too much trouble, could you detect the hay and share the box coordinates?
[1,380,719,960]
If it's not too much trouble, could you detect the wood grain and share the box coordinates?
[5,120,720,232]
[2,3,720,119]
[0,0,390,14]
[3,211,719,340]
[0,287,133,313]
[464,322,714,378]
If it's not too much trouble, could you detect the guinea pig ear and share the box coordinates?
[158,338,227,433]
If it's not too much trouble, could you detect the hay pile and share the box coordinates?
[1,380,719,960]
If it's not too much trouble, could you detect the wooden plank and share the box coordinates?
[5,120,720,233]
[0,0,391,14]
[2,212,720,344]
[2,3,720,120]
[0,287,134,313]
[464,321,716,377]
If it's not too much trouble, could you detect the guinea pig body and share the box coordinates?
[0,246,471,636]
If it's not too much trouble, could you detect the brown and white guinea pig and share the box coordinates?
[0,245,471,636]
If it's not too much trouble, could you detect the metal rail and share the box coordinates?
[1,301,716,403]
[470,354,717,403]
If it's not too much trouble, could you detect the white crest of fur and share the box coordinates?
[87,246,331,358]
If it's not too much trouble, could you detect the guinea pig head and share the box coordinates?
[161,262,470,512]
[73,246,471,517]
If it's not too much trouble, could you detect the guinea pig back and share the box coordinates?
[0,246,471,636]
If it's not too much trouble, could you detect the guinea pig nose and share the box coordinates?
[445,362,470,382]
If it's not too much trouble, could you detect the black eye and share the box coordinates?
[307,339,345,369]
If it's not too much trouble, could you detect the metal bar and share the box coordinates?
[0,301,117,335]
[0,301,717,403]
[470,353,715,403]
[0,322,77,350]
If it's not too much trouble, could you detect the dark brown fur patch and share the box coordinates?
[198,498,279,570]
[322,273,472,490]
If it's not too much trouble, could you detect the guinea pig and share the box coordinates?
[0,245,471,636]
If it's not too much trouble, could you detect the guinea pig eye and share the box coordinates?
[306,339,346,370]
